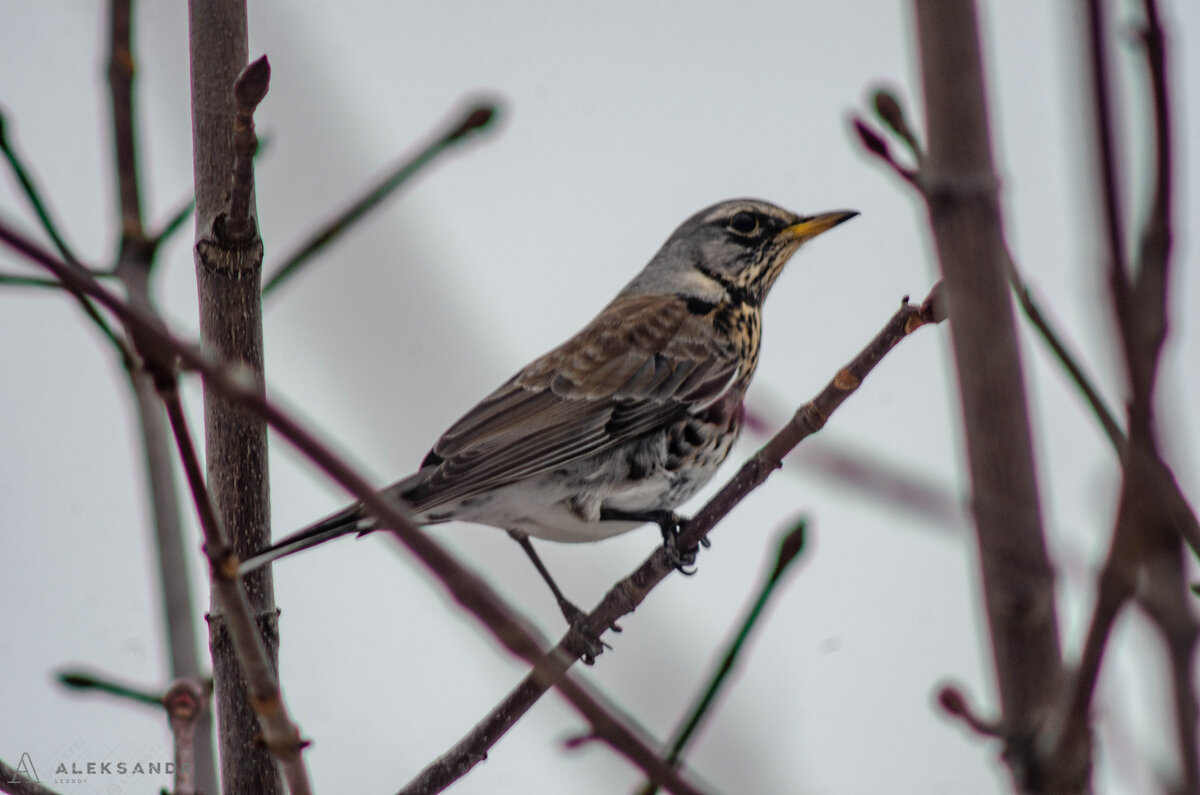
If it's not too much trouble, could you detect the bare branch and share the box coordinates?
[851,117,917,185]
[261,99,499,297]
[937,685,1002,739]
[401,285,944,793]
[107,0,144,244]
[1042,3,1199,792]
[151,196,196,249]
[911,4,1065,789]
[0,112,82,265]
[0,101,128,353]
[101,2,220,788]
[163,678,208,795]
[57,669,164,707]
[1003,251,1127,455]
[187,4,279,792]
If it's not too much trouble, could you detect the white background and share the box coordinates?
[1,2,1197,793]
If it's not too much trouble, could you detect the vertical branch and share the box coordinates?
[163,678,206,795]
[910,0,1064,789]
[186,2,277,793]
[107,1,217,791]
[107,0,143,242]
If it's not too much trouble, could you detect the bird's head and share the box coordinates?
[623,199,857,306]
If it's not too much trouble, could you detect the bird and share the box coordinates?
[242,198,855,653]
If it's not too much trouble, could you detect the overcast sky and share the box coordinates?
[2,2,1198,793]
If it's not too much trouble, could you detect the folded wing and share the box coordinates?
[402,293,737,511]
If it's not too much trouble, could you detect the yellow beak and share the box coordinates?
[782,210,859,242]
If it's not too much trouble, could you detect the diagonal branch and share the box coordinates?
[261,100,498,296]
[0,113,82,266]
[0,105,126,353]
[401,286,944,794]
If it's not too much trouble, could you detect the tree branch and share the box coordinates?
[163,678,208,795]
[57,668,164,707]
[107,0,144,243]
[261,100,498,297]
[910,4,1065,789]
[106,2,218,789]
[186,3,279,791]
[401,286,944,793]
[0,110,82,265]
[1041,3,1197,792]
[0,105,126,354]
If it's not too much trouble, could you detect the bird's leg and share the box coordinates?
[599,508,710,575]
[507,530,610,664]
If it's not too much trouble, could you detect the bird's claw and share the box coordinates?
[657,513,701,575]
[559,600,610,665]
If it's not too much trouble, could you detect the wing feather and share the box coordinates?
[403,294,738,511]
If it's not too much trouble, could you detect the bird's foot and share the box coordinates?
[659,516,699,575]
[557,599,612,665]
[600,508,706,575]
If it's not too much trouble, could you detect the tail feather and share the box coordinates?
[239,470,435,576]
[239,503,369,575]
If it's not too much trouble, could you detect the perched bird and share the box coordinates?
[243,199,855,645]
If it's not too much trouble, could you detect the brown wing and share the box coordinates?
[401,293,738,511]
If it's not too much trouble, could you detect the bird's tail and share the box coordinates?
[239,503,370,575]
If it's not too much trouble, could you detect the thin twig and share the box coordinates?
[937,685,1002,739]
[57,669,163,707]
[151,197,196,248]
[1003,251,1127,455]
[0,272,75,289]
[0,108,128,353]
[0,256,127,355]
[261,100,498,296]
[638,520,808,795]
[0,223,705,795]
[107,0,144,243]
[163,678,207,795]
[401,286,944,794]
[852,117,917,185]
[859,88,1132,475]
[0,111,81,264]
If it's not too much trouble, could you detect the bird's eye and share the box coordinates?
[728,211,759,235]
